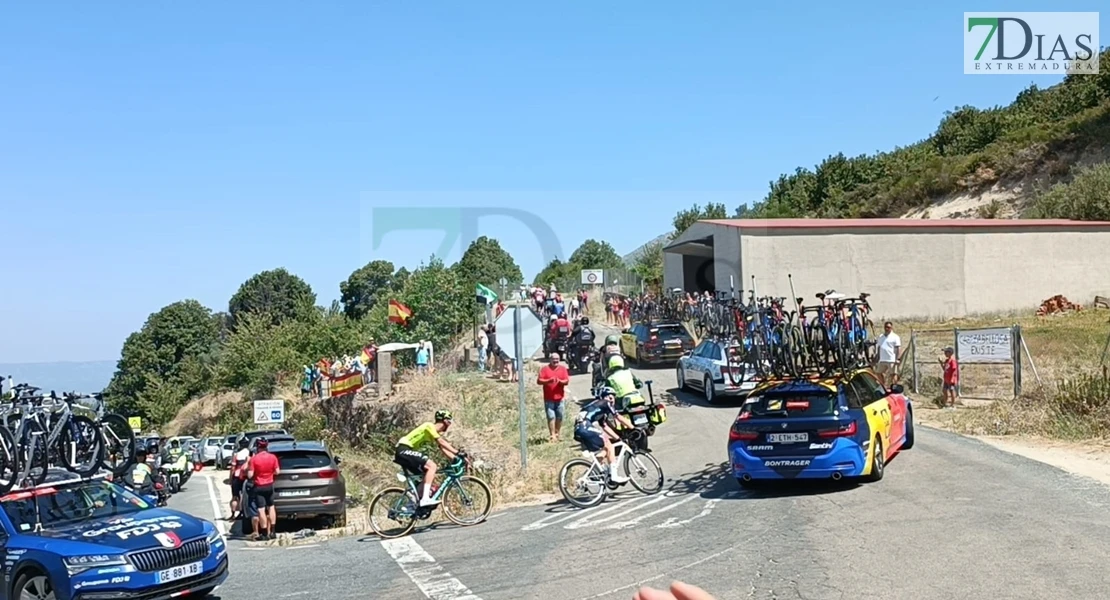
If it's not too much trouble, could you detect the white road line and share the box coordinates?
[380,537,483,600]
[204,474,228,538]
[605,493,698,530]
[565,494,672,530]
[525,494,651,531]
[656,499,720,529]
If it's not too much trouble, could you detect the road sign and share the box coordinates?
[253,399,285,424]
[581,269,603,285]
[128,416,142,432]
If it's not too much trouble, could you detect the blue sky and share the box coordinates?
[1,2,1103,363]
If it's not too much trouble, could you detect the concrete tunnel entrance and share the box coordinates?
[669,235,715,294]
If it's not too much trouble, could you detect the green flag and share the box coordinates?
[476,283,499,304]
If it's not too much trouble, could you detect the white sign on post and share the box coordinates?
[581,269,603,285]
[956,328,1013,364]
[253,399,285,424]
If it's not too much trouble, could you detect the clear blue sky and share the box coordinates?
[1,2,1103,363]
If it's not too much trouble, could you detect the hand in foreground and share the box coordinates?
[633,581,717,600]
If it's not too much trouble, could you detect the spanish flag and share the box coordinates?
[329,371,364,397]
[388,299,413,325]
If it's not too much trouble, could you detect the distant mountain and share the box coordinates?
[0,360,116,394]
[623,232,672,264]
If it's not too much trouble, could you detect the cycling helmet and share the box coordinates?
[435,410,453,423]
[580,317,589,325]
[596,386,616,399]
[608,355,625,370]
[604,334,619,345]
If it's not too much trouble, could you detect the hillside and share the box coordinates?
[739,50,1110,221]
[623,232,672,264]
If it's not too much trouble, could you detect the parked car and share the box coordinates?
[249,433,295,454]
[619,321,695,366]
[676,338,762,404]
[234,428,288,449]
[216,441,237,470]
[193,436,221,465]
[267,440,347,528]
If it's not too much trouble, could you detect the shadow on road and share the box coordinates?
[667,461,860,499]
[658,387,746,410]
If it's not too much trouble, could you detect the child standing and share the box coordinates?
[940,346,958,409]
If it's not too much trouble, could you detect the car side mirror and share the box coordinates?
[889,384,904,395]
[334,456,342,465]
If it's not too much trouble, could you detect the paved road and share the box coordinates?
[176,324,1110,599]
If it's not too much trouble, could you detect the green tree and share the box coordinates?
[569,240,622,270]
[392,267,411,292]
[363,256,472,355]
[534,258,580,287]
[672,202,728,234]
[453,236,523,289]
[630,240,664,291]
[339,259,397,319]
[228,268,316,328]
[105,299,220,421]
[1032,162,1110,220]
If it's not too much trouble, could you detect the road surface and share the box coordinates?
[175,325,1110,600]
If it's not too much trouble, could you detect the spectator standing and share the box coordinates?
[497,346,517,382]
[416,342,430,374]
[873,321,902,388]
[487,325,499,375]
[570,295,580,319]
[537,353,571,442]
[228,438,250,521]
[940,346,959,409]
[246,438,280,541]
[477,326,489,372]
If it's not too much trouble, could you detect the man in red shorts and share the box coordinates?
[247,439,281,541]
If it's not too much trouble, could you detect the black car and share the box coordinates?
[234,428,288,448]
[619,321,695,366]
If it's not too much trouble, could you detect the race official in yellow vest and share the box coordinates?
[605,355,645,410]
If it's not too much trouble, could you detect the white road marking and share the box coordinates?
[380,536,483,600]
[605,493,698,530]
[204,474,228,538]
[564,493,672,530]
[656,499,720,529]
[286,544,319,550]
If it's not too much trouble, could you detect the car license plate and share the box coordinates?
[767,433,808,443]
[157,561,202,584]
[633,414,648,425]
[279,489,311,497]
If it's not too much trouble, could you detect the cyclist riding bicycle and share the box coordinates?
[573,386,633,483]
[393,410,462,507]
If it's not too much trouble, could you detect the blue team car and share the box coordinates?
[0,470,228,600]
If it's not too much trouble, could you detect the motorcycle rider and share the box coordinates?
[592,334,623,387]
[161,437,184,465]
[547,311,572,355]
[573,386,634,483]
[605,355,645,412]
[123,447,155,495]
[569,317,596,367]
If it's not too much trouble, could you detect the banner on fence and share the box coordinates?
[329,371,364,397]
[956,327,1013,364]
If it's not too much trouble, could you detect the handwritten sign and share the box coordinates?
[956,328,1012,364]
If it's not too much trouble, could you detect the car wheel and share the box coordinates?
[704,377,715,404]
[14,571,55,600]
[676,366,687,391]
[865,438,885,482]
[903,409,915,450]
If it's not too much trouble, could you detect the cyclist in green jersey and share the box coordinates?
[394,410,461,507]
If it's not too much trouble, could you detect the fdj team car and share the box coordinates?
[727,369,914,487]
[0,470,228,600]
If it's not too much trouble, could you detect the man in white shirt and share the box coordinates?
[873,321,902,388]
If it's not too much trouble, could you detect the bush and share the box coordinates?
[1030,162,1110,220]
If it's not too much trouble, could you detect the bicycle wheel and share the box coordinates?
[788,324,809,375]
[0,426,16,494]
[20,423,49,486]
[368,487,418,539]
[725,344,745,386]
[624,451,664,495]
[98,413,137,476]
[58,415,104,477]
[559,458,607,508]
[441,475,493,526]
[809,323,834,373]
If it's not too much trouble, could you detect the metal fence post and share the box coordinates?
[514,306,528,472]
[911,329,919,394]
[1013,324,1022,398]
[953,328,961,398]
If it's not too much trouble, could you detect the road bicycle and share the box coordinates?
[558,432,664,509]
[368,450,493,539]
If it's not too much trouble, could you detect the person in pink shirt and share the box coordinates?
[940,346,959,409]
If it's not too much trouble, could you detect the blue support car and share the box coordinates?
[0,470,228,600]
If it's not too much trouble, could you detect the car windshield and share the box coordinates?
[741,390,838,418]
[206,438,220,446]
[276,450,332,469]
[1,481,150,533]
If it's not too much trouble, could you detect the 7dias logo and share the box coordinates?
[964,12,1099,75]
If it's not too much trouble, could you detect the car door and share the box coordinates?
[621,326,636,359]
[700,341,722,385]
[683,341,707,386]
[851,373,893,459]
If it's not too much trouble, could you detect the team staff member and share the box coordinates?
[247,438,281,541]
[228,438,250,521]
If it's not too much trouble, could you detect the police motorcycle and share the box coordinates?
[566,318,598,374]
[159,437,193,493]
[591,379,666,453]
[120,447,170,507]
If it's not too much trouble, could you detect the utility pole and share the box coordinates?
[514,305,528,471]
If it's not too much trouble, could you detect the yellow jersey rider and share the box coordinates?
[393,410,461,507]
[605,355,645,411]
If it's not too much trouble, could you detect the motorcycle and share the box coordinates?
[567,341,598,375]
[160,453,191,493]
[611,380,667,452]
